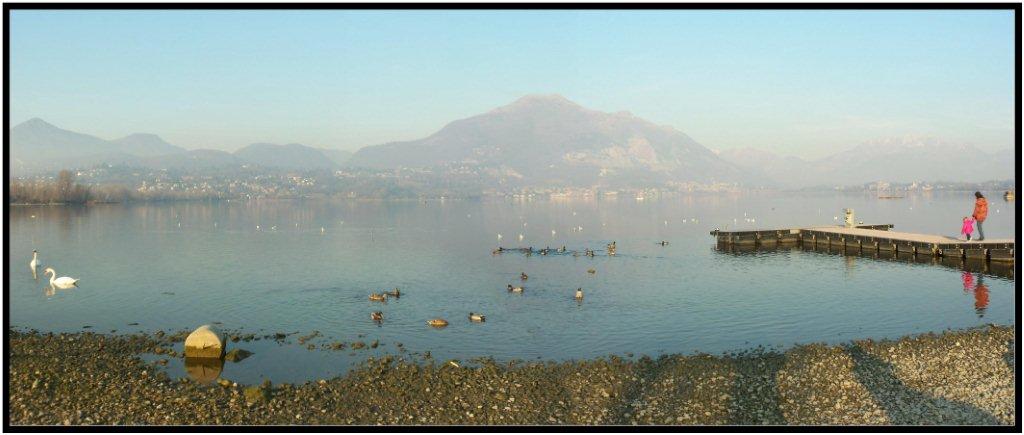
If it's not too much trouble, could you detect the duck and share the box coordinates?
[385,288,401,298]
[427,318,449,327]
[468,312,486,322]
[659,241,669,246]
[369,293,388,302]
[520,272,528,281]
[43,268,79,289]
[587,268,596,274]
[371,311,383,322]
[507,284,524,293]
[30,250,39,270]
[575,288,584,300]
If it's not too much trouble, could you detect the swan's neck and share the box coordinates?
[45,270,55,284]
[32,252,37,261]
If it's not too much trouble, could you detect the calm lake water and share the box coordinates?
[8,192,1017,384]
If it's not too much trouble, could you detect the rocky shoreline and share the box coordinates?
[8,325,1015,426]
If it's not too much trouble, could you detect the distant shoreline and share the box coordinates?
[6,187,1018,206]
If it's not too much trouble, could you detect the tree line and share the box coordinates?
[9,170,228,204]
[9,170,96,204]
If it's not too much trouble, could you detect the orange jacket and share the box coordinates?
[973,198,989,222]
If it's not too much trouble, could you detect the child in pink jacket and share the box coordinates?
[961,216,975,241]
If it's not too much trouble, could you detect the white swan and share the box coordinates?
[43,268,79,289]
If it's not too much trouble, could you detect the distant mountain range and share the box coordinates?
[9,96,1015,187]
[9,118,351,174]
[717,136,1014,188]
[349,94,752,187]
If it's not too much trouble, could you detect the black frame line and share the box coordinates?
[2,2,1020,433]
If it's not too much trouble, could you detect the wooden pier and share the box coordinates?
[711,224,1015,263]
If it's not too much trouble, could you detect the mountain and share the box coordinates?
[814,136,1013,185]
[131,149,240,171]
[111,133,185,157]
[233,143,338,170]
[10,118,134,174]
[349,94,752,187]
[718,136,1015,187]
[319,148,353,167]
[10,119,189,175]
[9,118,340,174]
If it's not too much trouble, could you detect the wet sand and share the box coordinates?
[7,325,1015,426]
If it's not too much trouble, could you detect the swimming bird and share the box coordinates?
[385,288,401,298]
[371,311,383,322]
[659,241,669,246]
[468,312,486,322]
[575,288,584,300]
[521,272,528,280]
[369,293,388,302]
[43,268,79,289]
[30,250,39,270]
[507,284,524,293]
[587,268,596,274]
[427,318,449,327]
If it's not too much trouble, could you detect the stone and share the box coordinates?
[244,385,269,403]
[183,325,225,359]
[224,349,252,363]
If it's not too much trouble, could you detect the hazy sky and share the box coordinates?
[9,10,1015,158]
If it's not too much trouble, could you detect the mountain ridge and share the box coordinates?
[349,94,752,187]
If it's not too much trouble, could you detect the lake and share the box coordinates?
[8,191,1016,384]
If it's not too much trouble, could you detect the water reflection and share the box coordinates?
[960,272,990,318]
[184,357,224,384]
[43,283,80,297]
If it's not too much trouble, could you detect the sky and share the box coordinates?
[9,10,1016,158]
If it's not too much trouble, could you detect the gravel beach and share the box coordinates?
[7,325,1015,426]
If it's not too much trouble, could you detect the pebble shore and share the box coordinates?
[8,325,1015,426]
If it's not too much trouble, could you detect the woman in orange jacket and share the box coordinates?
[972,192,988,241]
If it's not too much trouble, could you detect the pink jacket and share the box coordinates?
[961,218,975,235]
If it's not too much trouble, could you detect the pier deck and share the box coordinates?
[711,224,1014,263]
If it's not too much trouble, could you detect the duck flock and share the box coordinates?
[364,239,672,329]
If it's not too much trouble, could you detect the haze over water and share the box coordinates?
[9,192,1015,383]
